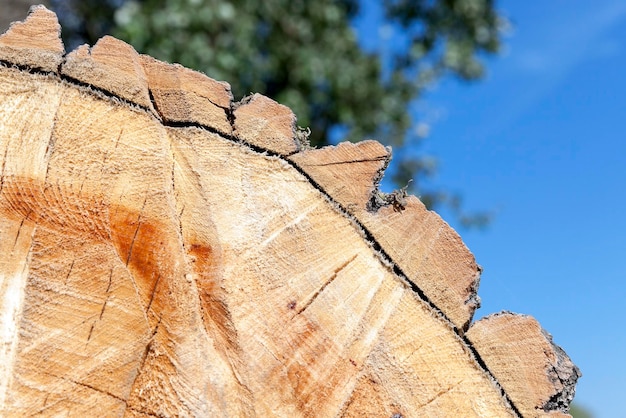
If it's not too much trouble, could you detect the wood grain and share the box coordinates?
[0,7,579,417]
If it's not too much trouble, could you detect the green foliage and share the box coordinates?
[570,403,594,418]
[52,0,503,224]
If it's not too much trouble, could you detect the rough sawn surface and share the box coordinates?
[0,6,579,417]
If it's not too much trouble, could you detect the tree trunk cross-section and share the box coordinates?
[0,6,580,418]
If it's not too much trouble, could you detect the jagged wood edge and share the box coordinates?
[466,313,581,416]
[0,6,578,416]
[0,56,527,418]
[1,6,479,332]
[0,66,528,418]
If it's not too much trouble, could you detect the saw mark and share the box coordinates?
[297,254,358,315]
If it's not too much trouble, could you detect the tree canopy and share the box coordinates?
[570,403,594,418]
[51,0,503,225]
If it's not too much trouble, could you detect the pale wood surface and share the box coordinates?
[233,93,302,155]
[0,6,580,417]
[62,36,155,112]
[289,141,481,331]
[0,4,61,71]
[141,54,233,134]
[466,312,581,418]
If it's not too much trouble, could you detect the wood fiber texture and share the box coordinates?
[0,6,580,417]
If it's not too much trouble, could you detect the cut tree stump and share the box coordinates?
[0,6,580,417]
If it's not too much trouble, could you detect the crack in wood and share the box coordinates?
[305,156,389,167]
[417,380,462,410]
[125,196,147,266]
[43,104,61,186]
[126,317,162,403]
[0,139,8,195]
[62,376,127,404]
[63,259,74,286]
[145,273,161,316]
[105,268,113,293]
[0,60,525,418]
[98,297,108,320]
[86,321,95,342]
[11,217,26,250]
[297,254,358,315]
[125,406,163,418]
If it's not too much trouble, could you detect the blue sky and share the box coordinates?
[356,1,626,416]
